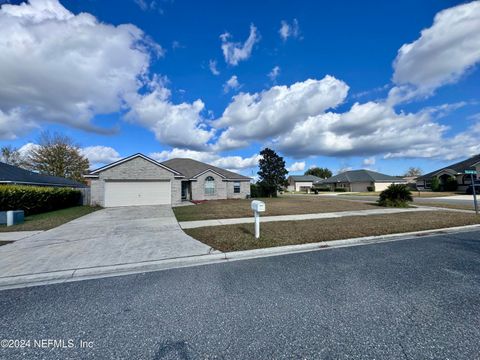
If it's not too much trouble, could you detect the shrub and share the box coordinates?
[334,188,347,192]
[367,186,375,192]
[378,184,413,207]
[430,177,440,192]
[250,183,260,198]
[0,185,81,215]
[315,187,331,192]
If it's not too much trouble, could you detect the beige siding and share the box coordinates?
[226,180,250,199]
[350,182,373,192]
[191,171,227,201]
[90,157,182,206]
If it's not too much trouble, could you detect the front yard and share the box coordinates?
[0,206,100,232]
[185,211,480,251]
[173,196,377,221]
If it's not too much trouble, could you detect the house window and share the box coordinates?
[233,182,241,193]
[205,176,215,195]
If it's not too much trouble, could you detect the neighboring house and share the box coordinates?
[287,175,323,192]
[0,161,86,188]
[85,154,251,207]
[416,154,480,191]
[315,169,407,192]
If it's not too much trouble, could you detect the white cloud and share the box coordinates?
[390,1,480,103]
[18,142,40,157]
[0,0,162,139]
[213,76,349,150]
[126,81,214,151]
[80,146,121,166]
[362,157,376,167]
[287,161,305,172]
[209,59,220,75]
[276,101,447,158]
[268,66,280,81]
[279,19,300,41]
[220,24,259,66]
[149,148,260,170]
[223,75,241,93]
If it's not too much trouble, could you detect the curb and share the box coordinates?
[1,224,480,291]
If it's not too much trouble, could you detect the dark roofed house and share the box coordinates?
[315,169,406,192]
[416,154,480,191]
[85,154,251,207]
[287,175,323,192]
[0,162,86,188]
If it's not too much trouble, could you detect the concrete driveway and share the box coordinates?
[0,206,212,284]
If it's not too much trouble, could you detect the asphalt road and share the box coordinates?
[1,231,480,359]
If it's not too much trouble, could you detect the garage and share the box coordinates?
[104,181,171,207]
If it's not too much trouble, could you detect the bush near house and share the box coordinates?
[334,188,347,192]
[367,186,375,192]
[378,184,413,207]
[430,177,441,192]
[315,187,331,192]
[0,185,81,215]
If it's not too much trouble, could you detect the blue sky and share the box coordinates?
[0,0,479,177]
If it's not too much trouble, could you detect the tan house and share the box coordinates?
[287,175,323,192]
[315,169,407,192]
[85,154,251,207]
[416,154,480,191]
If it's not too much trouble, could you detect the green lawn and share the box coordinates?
[185,211,480,252]
[174,196,377,222]
[0,206,100,232]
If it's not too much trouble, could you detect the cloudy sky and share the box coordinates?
[0,0,479,176]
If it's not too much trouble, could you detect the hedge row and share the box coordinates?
[0,185,81,215]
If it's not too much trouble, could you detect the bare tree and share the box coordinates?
[404,167,423,177]
[0,145,24,167]
[27,132,89,183]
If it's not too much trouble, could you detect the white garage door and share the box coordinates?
[104,181,171,207]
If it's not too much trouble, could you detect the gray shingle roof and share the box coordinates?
[316,169,405,184]
[161,158,251,180]
[288,175,323,182]
[0,162,86,187]
[417,154,480,180]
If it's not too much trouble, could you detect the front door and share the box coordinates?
[181,181,189,200]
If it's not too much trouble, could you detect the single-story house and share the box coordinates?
[85,153,251,207]
[416,154,480,191]
[287,175,323,192]
[0,161,86,188]
[315,169,407,192]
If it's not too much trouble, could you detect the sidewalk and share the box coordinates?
[179,206,441,229]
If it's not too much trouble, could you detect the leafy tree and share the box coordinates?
[257,148,288,197]
[27,132,89,183]
[404,167,422,177]
[0,145,24,167]
[305,167,332,179]
[430,177,441,192]
[378,184,413,207]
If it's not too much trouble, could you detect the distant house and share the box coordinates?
[416,154,480,191]
[287,175,323,192]
[0,162,86,188]
[315,169,407,192]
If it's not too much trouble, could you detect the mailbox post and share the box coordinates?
[251,200,266,239]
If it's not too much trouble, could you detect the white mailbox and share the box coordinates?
[251,200,266,239]
[251,200,265,212]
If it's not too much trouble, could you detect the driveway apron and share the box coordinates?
[0,206,211,278]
